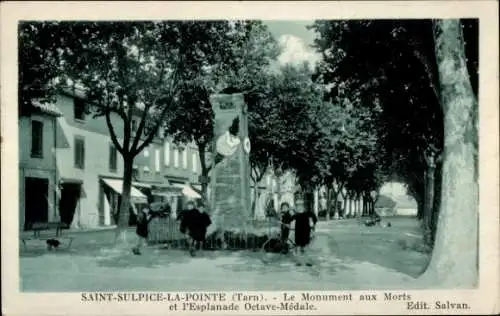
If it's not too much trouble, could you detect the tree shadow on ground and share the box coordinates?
[19,241,80,258]
[214,247,354,280]
[95,248,192,269]
[19,248,50,258]
[328,226,430,278]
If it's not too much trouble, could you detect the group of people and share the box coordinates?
[131,197,318,262]
[132,200,211,256]
[277,199,318,264]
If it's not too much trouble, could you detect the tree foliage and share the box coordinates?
[166,21,281,195]
[310,20,446,218]
[310,19,477,204]
[19,22,70,115]
[20,21,267,240]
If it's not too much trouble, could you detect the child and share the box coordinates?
[291,198,318,266]
[132,203,155,255]
[180,201,212,256]
[279,202,294,254]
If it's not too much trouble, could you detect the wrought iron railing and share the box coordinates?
[146,216,281,251]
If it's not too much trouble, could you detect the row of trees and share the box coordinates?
[20,19,478,287]
[19,20,386,233]
[308,19,478,286]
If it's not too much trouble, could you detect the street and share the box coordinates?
[20,217,430,292]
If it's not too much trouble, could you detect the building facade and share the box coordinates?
[18,101,63,232]
[19,90,288,230]
[19,91,205,230]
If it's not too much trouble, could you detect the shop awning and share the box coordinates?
[102,178,147,203]
[151,183,183,197]
[132,181,152,189]
[172,183,202,199]
[152,190,182,197]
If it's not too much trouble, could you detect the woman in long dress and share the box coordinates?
[291,199,318,266]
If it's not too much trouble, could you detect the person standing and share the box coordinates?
[291,198,318,266]
[132,202,155,255]
[279,202,294,254]
[180,200,212,256]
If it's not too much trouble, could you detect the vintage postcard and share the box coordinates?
[1,1,499,315]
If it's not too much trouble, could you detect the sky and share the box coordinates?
[264,20,321,68]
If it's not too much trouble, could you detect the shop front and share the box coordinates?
[100,177,148,226]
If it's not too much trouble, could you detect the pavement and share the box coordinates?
[19,217,431,292]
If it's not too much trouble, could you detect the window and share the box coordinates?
[173,148,179,168]
[155,149,160,172]
[182,148,188,169]
[74,136,85,169]
[31,120,43,158]
[192,152,198,173]
[144,147,149,157]
[73,98,86,121]
[164,142,170,166]
[109,144,117,172]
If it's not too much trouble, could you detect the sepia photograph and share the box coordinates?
[1,1,499,315]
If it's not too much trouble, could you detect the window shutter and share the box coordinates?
[182,148,188,169]
[31,120,44,157]
[164,142,170,166]
[155,149,160,172]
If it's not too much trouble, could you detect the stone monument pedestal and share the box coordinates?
[210,92,252,239]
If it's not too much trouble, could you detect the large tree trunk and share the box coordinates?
[115,157,134,245]
[357,196,362,217]
[362,193,368,216]
[415,191,425,220]
[343,195,348,217]
[325,184,333,220]
[423,162,436,245]
[430,163,443,243]
[419,20,478,287]
[354,195,359,217]
[332,184,342,219]
[198,143,210,200]
[347,195,353,217]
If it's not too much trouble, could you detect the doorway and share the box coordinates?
[24,177,49,230]
[59,183,81,227]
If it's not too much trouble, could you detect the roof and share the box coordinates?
[31,100,63,117]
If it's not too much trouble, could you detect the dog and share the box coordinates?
[46,238,61,250]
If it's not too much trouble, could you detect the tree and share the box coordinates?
[310,20,444,230]
[246,62,327,216]
[55,21,238,244]
[419,19,478,287]
[167,21,281,200]
[18,22,78,116]
[311,18,479,285]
